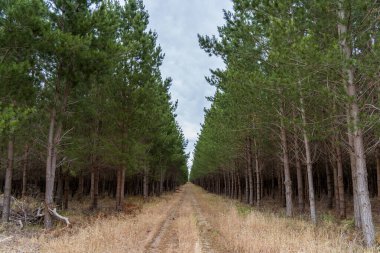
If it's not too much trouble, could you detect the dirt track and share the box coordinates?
[145,184,229,253]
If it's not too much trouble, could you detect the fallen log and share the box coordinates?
[48,208,70,226]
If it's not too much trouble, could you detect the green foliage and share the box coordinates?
[191,0,379,183]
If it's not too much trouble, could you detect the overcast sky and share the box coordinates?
[143,1,232,167]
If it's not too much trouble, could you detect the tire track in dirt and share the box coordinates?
[190,189,231,253]
[145,189,184,253]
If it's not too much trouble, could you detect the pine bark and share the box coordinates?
[325,160,333,209]
[247,138,254,205]
[335,142,346,219]
[280,117,293,217]
[2,138,14,222]
[90,166,99,210]
[376,146,380,198]
[45,108,62,229]
[338,5,375,246]
[254,149,260,206]
[300,95,316,223]
[294,135,304,211]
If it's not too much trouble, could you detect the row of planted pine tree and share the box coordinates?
[0,0,188,229]
[191,0,380,248]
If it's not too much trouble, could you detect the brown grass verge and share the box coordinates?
[192,185,379,253]
[0,193,179,253]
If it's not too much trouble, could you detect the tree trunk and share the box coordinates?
[22,144,29,198]
[121,168,125,201]
[90,166,99,210]
[255,150,260,206]
[335,142,346,219]
[247,137,254,205]
[294,135,304,212]
[325,160,333,209]
[348,127,361,228]
[115,168,122,210]
[245,167,249,203]
[280,117,293,217]
[45,108,62,229]
[338,3,375,247]
[338,6,375,246]
[332,157,339,213]
[159,168,164,196]
[143,168,148,200]
[376,146,380,198]
[300,95,316,224]
[2,138,14,222]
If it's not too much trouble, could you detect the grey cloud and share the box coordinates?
[144,0,232,166]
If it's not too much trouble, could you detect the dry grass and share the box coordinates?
[2,185,378,253]
[0,193,179,253]
[173,194,199,253]
[193,186,379,253]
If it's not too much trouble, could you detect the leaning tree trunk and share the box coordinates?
[280,111,293,217]
[338,5,375,247]
[2,138,14,222]
[22,144,29,198]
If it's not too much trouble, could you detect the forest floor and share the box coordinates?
[0,184,379,252]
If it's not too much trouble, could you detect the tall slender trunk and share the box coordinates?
[121,169,125,201]
[143,167,149,200]
[338,5,375,246]
[332,159,339,213]
[159,168,164,196]
[300,95,316,224]
[45,108,62,229]
[294,134,304,212]
[247,137,254,205]
[348,118,361,228]
[376,146,380,198]
[2,138,14,222]
[280,114,293,217]
[115,168,123,210]
[325,159,333,209]
[245,167,249,203]
[335,142,346,219]
[90,166,99,209]
[254,147,260,206]
[22,144,29,198]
